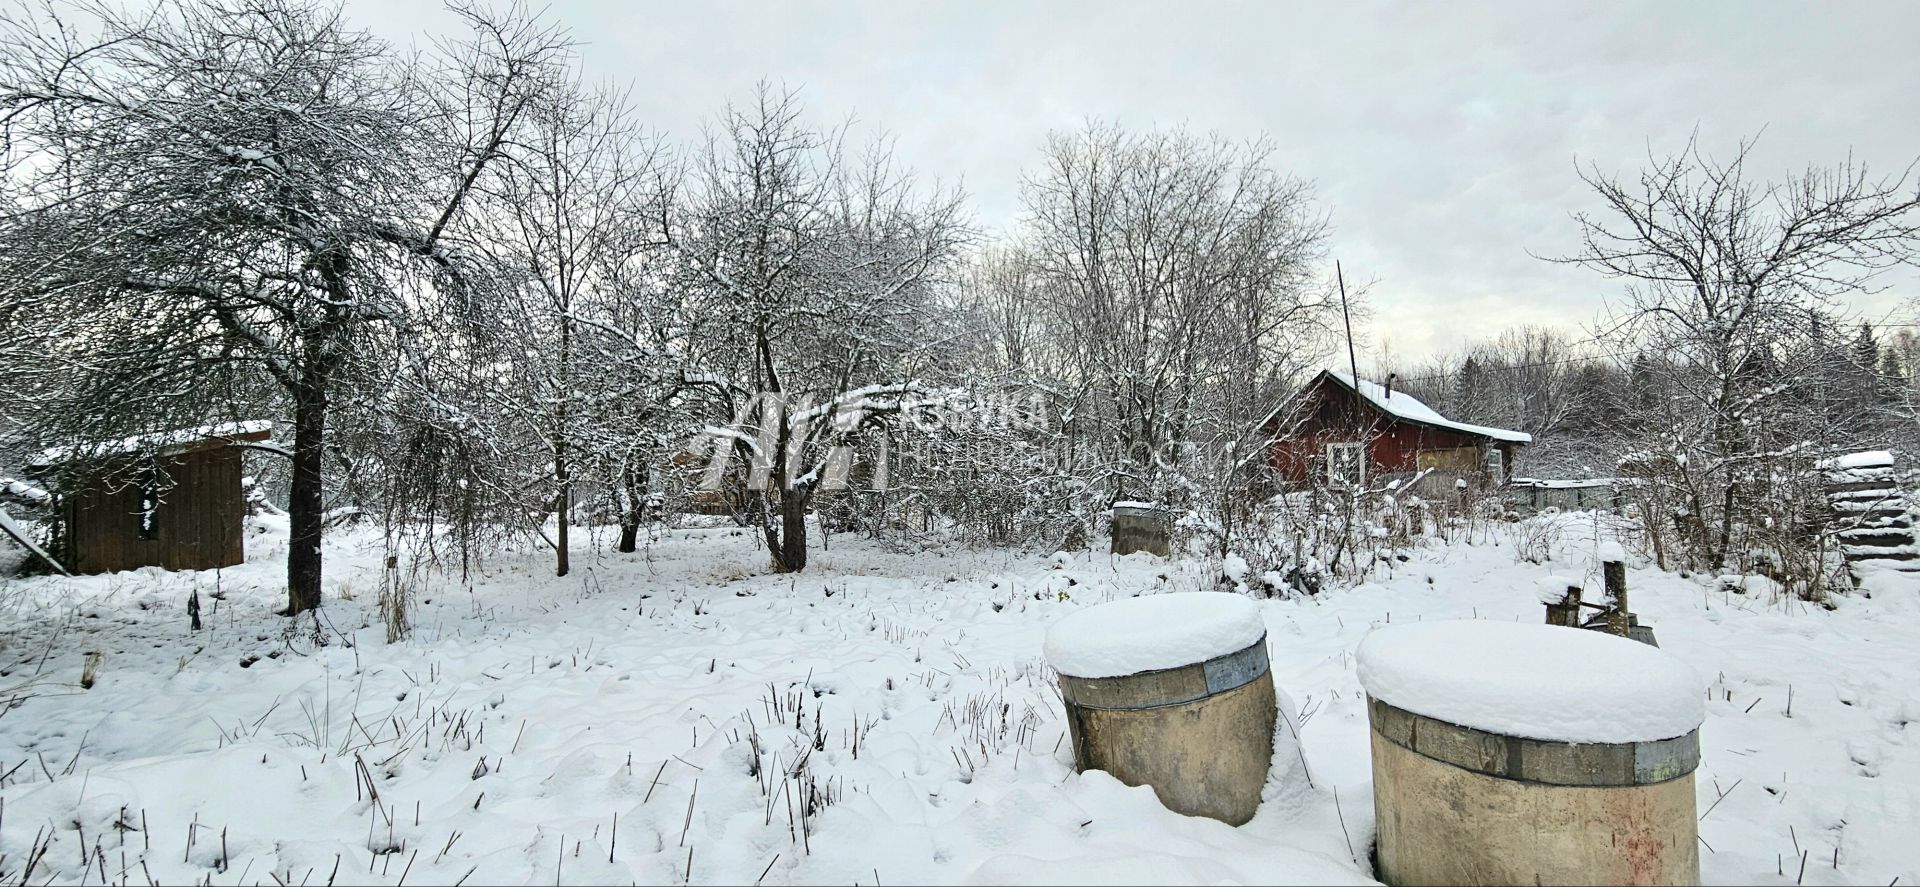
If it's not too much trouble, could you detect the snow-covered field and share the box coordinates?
[2,516,1917,886]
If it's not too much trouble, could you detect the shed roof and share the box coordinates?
[1322,371,1531,443]
[30,420,274,468]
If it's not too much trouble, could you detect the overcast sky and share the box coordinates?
[349,0,1920,366]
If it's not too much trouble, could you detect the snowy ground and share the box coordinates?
[1,515,1917,886]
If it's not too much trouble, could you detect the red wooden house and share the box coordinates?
[1266,371,1529,490]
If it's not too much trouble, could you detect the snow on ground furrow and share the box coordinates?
[0,518,1917,886]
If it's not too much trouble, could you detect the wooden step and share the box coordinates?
[1826,478,1898,495]
[1838,530,1917,548]
[1848,558,1920,576]
[1842,547,1920,561]
[1829,488,1904,503]
[1835,513,1913,530]
[1831,500,1908,516]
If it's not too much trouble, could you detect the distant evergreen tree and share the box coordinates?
[1626,354,1660,420]
[1560,361,1620,439]
[1852,322,1882,372]
[1731,345,1781,391]
[1842,322,1887,418]
[1454,356,1486,419]
[1806,314,1878,425]
[1880,347,1908,403]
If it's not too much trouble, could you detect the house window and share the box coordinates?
[1485,447,1505,482]
[1325,442,1365,487]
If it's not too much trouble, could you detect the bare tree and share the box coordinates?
[900,248,1093,549]
[1553,133,1920,583]
[464,72,670,575]
[676,85,968,572]
[0,0,568,614]
[1017,121,1334,515]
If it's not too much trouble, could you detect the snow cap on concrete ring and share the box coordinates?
[1357,620,1704,744]
[1045,592,1265,679]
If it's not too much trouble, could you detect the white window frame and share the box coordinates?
[1325,441,1365,487]
[1485,447,1505,482]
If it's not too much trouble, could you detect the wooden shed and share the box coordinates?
[30,421,271,574]
[1266,371,1529,492]
[1507,477,1625,512]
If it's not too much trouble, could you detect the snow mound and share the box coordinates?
[1044,592,1264,679]
[1535,575,1581,604]
[1223,552,1250,584]
[1597,541,1627,563]
[1356,620,1704,743]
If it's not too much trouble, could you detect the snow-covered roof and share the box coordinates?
[1511,477,1617,489]
[1,476,50,501]
[1324,371,1532,443]
[1817,450,1894,471]
[31,420,274,467]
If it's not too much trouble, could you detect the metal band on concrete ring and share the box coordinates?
[1368,696,1699,787]
[1057,635,1270,711]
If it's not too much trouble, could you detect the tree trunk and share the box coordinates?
[759,491,781,558]
[287,385,327,616]
[1644,494,1669,572]
[775,490,809,572]
[555,496,570,576]
[554,462,571,577]
[617,460,644,553]
[554,312,572,577]
[1710,481,1737,571]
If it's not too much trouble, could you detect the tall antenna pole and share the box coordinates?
[1337,260,1360,384]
